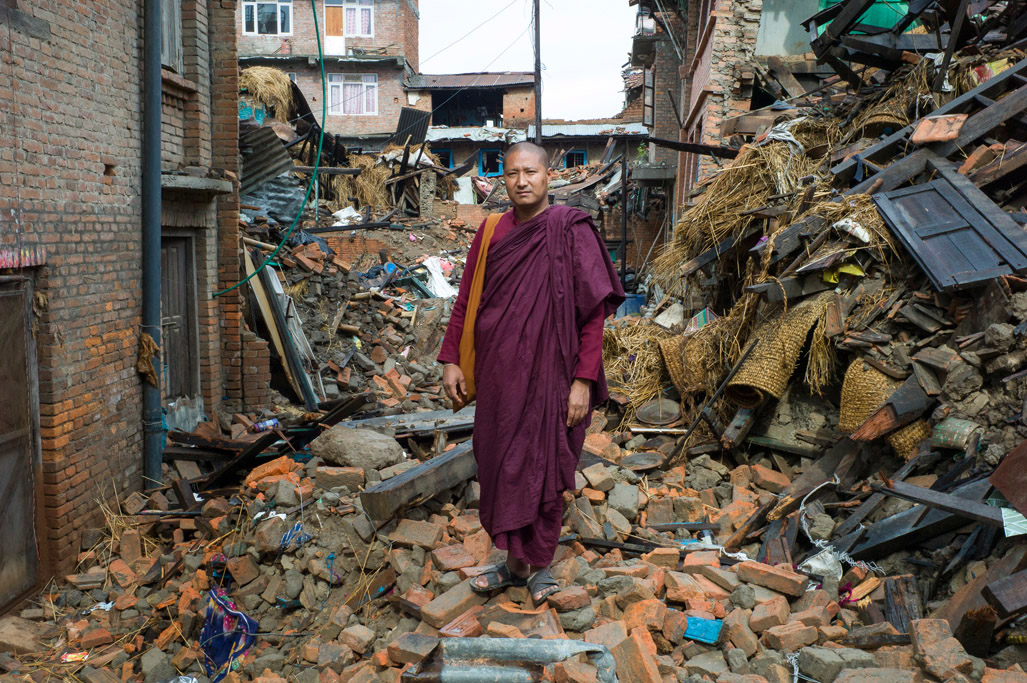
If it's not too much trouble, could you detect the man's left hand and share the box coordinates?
[567,378,591,428]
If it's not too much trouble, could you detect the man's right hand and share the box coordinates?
[442,363,468,408]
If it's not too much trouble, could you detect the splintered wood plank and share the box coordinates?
[871,480,1004,527]
[884,575,924,634]
[934,545,1027,628]
[834,454,923,538]
[969,141,1027,186]
[850,478,992,561]
[983,569,1027,619]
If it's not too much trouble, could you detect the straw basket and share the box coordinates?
[860,98,910,138]
[839,359,930,459]
[659,335,689,395]
[726,292,832,407]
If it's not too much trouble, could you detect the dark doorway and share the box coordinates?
[0,278,41,610]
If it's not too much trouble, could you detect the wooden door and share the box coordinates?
[874,165,1027,291]
[0,280,40,609]
[161,237,199,399]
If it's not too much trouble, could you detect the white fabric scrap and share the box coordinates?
[423,257,458,298]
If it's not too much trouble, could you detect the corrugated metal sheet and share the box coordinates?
[407,71,534,90]
[390,107,432,145]
[240,126,295,196]
[425,126,526,143]
[527,123,649,138]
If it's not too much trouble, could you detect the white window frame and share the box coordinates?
[333,0,373,38]
[327,73,378,116]
[242,0,293,36]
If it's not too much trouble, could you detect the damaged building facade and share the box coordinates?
[0,0,259,609]
[238,0,422,143]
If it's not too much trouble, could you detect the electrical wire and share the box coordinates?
[419,0,522,68]
[213,0,327,298]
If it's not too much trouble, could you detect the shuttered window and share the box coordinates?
[161,0,183,73]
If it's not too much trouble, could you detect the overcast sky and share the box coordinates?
[418,0,638,121]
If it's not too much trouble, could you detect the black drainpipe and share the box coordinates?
[142,0,162,488]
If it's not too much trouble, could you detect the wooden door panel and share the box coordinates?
[0,286,38,608]
[874,175,1027,291]
[326,6,343,37]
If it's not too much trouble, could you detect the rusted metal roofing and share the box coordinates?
[406,72,534,90]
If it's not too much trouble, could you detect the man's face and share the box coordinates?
[503,150,550,209]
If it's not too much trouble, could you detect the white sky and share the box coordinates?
[418,0,638,121]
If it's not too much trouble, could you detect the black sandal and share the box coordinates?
[470,563,528,594]
[527,568,560,606]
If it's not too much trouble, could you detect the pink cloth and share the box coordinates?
[438,211,605,381]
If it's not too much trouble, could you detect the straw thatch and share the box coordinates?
[328,155,390,210]
[240,66,295,123]
[650,119,840,295]
[603,320,674,421]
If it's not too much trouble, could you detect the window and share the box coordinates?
[328,74,378,115]
[161,0,183,73]
[480,149,502,177]
[286,72,297,82]
[243,0,292,35]
[564,149,587,168]
[434,149,453,169]
[325,0,373,37]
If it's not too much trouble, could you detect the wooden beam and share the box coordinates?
[871,480,1005,527]
[681,227,761,276]
[834,454,923,538]
[292,166,362,175]
[983,569,1027,619]
[643,135,740,159]
[359,441,477,521]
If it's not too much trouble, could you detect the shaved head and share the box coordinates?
[505,142,550,169]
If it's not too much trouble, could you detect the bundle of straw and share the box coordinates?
[240,67,295,123]
[328,155,390,210]
[651,119,839,295]
[602,320,674,420]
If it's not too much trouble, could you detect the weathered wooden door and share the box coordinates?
[161,236,199,399]
[0,279,40,609]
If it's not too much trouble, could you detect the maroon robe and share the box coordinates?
[469,205,624,566]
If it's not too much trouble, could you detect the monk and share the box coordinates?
[438,142,624,605]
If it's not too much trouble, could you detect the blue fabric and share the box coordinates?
[200,589,258,683]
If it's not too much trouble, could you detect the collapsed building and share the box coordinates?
[5,1,1027,683]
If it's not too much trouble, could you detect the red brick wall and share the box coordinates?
[284,63,409,137]
[602,204,666,273]
[677,0,763,198]
[0,0,250,577]
[321,233,389,267]
[502,87,536,127]
[651,16,685,168]
[0,0,146,571]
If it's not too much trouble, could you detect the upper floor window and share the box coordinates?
[326,0,373,37]
[328,74,378,115]
[243,0,292,36]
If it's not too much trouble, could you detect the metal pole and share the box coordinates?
[620,136,628,286]
[533,0,542,144]
[142,0,163,489]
